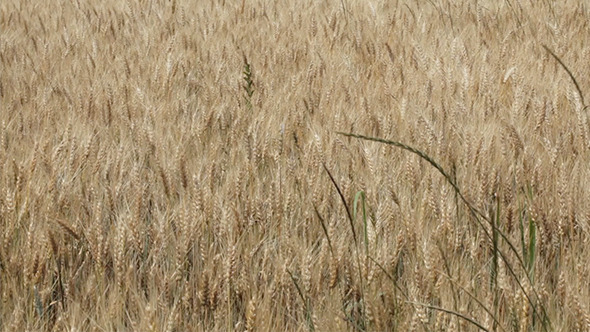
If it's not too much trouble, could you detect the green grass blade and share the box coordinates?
[323,163,357,245]
[337,131,552,331]
[528,214,536,282]
[526,185,537,283]
[353,191,369,253]
[542,45,586,107]
[287,269,316,332]
[407,301,491,332]
[491,196,500,290]
[313,203,334,256]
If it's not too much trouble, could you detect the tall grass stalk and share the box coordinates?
[337,131,551,331]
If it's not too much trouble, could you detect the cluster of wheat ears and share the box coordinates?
[1,0,589,331]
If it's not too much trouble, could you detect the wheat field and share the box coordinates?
[1,0,589,331]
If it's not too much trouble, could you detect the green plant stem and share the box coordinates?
[337,131,551,331]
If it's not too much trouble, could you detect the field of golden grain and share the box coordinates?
[1,0,589,331]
